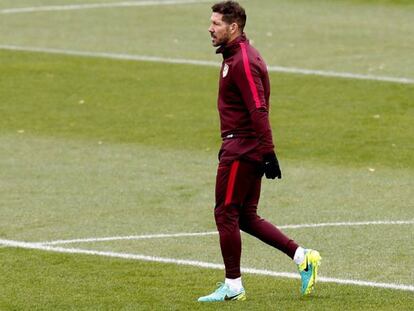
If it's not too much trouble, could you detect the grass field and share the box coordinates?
[0,0,413,310]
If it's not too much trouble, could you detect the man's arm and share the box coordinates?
[234,44,274,154]
[234,44,281,179]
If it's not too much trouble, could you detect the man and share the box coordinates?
[198,1,321,302]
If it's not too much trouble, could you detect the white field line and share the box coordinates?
[39,220,414,246]
[266,65,414,84]
[278,219,414,229]
[0,0,212,14]
[0,44,413,85]
[1,238,413,292]
[42,231,219,245]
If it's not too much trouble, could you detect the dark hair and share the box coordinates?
[211,1,246,32]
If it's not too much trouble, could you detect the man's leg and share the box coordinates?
[238,160,298,258]
[198,159,321,301]
[214,160,243,279]
[238,160,321,296]
[213,159,299,277]
[198,160,246,302]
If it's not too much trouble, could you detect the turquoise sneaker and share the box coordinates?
[198,282,246,302]
[298,249,322,295]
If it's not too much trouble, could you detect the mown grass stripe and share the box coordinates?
[0,0,211,14]
[0,44,413,84]
[38,220,414,245]
[1,238,413,292]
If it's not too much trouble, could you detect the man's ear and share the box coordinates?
[230,22,239,34]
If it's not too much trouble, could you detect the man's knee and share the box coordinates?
[214,203,240,232]
[239,210,262,231]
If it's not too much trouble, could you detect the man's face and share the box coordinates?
[208,12,231,47]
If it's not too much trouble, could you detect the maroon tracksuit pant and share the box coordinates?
[215,159,299,279]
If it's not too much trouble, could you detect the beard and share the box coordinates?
[211,30,231,47]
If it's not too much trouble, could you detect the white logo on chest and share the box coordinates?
[222,63,229,78]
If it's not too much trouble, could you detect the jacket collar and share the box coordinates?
[216,33,248,59]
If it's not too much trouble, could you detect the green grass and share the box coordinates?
[1,248,413,311]
[1,0,413,309]
[1,0,414,77]
[0,51,413,309]
[1,50,413,168]
[0,0,120,8]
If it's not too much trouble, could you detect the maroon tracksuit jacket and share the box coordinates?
[213,34,298,279]
[216,34,274,164]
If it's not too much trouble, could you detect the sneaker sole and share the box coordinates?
[225,292,246,301]
[232,292,246,301]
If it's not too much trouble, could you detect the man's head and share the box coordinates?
[209,1,246,47]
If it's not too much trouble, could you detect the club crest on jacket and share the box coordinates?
[222,63,229,78]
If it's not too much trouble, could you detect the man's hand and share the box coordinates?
[263,152,282,179]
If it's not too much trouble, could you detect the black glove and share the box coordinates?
[263,152,282,179]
